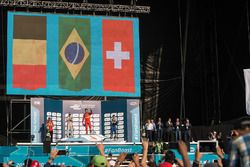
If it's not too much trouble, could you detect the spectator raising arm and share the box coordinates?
[128,154,141,167]
[115,152,127,167]
[192,146,203,167]
[178,140,191,167]
[141,137,149,167]
[96,143,105,156]
[44,148,59,167]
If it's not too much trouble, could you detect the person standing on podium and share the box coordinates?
[66,113,74,138]
[110,114,118,139]
[46,117,54,142]
[82,108,93,135]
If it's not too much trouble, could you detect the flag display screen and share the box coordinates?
[7,12,140,97]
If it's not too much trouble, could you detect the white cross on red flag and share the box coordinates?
[102,20,135,93]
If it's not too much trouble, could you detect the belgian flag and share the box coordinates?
[59,17,91,91]
[12,15,47,90]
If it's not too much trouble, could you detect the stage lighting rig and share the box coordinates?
[0,0,150,14]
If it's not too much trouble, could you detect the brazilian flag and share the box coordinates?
[59,17,91,91]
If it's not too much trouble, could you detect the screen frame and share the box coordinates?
[197,140,218,153]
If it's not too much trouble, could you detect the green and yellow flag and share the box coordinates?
[59,17,91,91]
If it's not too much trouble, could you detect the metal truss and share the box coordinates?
[0,0,150,13]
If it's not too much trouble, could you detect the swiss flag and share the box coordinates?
[102,20,135,93]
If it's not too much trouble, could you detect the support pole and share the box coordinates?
[178,0,190,120]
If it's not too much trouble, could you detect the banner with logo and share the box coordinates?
[127,100,140,142]
[0,144,143,166]
[31,98,45,143]
[7,12,140,97]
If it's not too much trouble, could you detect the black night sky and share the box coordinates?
[139,0,250,125]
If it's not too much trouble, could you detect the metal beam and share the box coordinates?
[0,0,150,14]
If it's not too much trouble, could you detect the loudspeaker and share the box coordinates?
[168,142,178,149]
[43,141,51,153]
[43,136,51,153]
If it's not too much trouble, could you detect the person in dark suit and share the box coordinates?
[157,117,164,141]
[175,118,181,141]
[184,118,192,142]
[110,114,118,139]
[165,118,173,142]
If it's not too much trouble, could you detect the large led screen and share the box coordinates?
[7,12,140,97]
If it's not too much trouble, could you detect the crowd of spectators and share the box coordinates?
[0,137,227,167]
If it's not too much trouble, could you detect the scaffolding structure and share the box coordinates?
[7,98,31,145]
[0,0,150,14]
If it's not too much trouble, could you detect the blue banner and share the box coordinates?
[0,144,224,166]
[0,145,142,166]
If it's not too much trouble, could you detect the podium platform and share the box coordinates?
[59,134,106,142]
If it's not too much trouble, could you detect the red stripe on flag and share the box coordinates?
[102,20,135,93]
[13,65,46,90]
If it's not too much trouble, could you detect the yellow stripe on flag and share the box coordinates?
[13,39,46,65]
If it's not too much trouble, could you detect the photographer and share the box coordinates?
[192,145,224,167]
